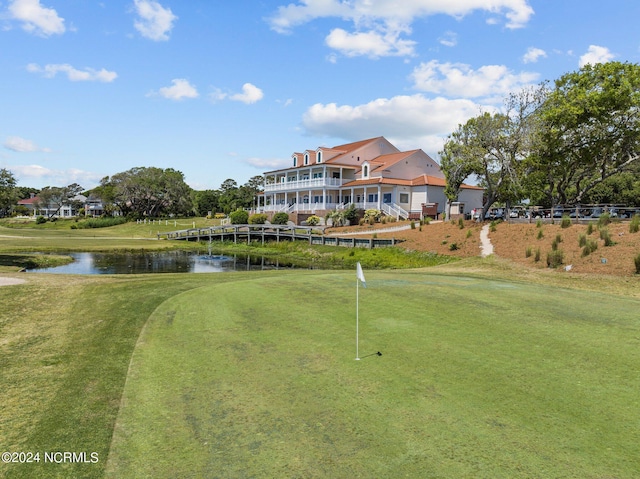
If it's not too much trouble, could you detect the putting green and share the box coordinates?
[106,271,640,478]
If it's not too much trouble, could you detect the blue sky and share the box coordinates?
[1,0,639,191]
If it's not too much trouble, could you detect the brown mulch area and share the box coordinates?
[328,220,640,277]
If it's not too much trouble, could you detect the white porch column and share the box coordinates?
[377,185,381,209]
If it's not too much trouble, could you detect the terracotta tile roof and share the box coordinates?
[18,197,39,205]
[342,177,413,187]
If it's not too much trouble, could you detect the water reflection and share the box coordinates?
[27,251,297,275]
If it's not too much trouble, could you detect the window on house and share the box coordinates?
[367,194,378,202]
[293,157,297,167]
[383,193,392,204]
[363,165,369,178]
[313,195,323,203]
[303,195,309,204]
[399,193,409,203]
[317,151,322,163]
[304,154,309,165]
[343,196,351,203]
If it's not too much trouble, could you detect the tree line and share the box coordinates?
[440,61,640,218]
[1,166,265,219]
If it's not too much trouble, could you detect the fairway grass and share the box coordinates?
[105,270,640,478]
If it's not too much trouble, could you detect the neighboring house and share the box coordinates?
[261,136,482,220]
[17,193,98,217]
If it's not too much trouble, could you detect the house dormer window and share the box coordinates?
[362,163,369,178]
[304,153,309,165]
[316,151,322,163]
[293,156,297,167]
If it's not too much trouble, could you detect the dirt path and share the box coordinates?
[480,224,494,257]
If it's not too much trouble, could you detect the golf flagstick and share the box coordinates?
[356,262,366,360]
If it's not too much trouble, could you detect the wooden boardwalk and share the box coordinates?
[158,224,400,248]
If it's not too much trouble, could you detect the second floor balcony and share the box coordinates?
[264,177,347,192]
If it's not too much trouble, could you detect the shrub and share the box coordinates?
[578,233,587,247]
[536,218,543,228]
[635,253,640,274]
[271,212,289,225]
[248,213,267,224]
[76,217,127,229]
[306,215,321,226]
[214,213,226,219]
[364,209,381,223]
[410,221,416,230]
[343,204,358,224]
[600,228,615,247]
[551,238,559,251]
[466,229,472,238]
[35,215,47,224]
[630,215,640,234]
[229,209,249,224]
[458,218,465,229]
[582,239,598,257]
[560,215,571,228]
[490,220,497,232]
[546,249,564,268]
[587,223,594,235]
[597,213,611,227]
[525,246,532,258]
[449,242,458,251]
[537,229,544,240]
[534,248,541,262]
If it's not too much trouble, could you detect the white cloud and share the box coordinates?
[410,60,538,100]
[4,136,51,153]
[133,0,177,41]
[26,63,118,82]
[8,0,65,36]
[153,79,199,100]
[302,94,496,157]
[522,47,546,64]
[244,157,291,170]
[212,83,264,104]
[10,164,102,188]
[438,31,458,47]
[230,83,264,104]
[268,0,534,57]
[579,45,615,67]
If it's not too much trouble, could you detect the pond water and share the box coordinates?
[27,251,300,275]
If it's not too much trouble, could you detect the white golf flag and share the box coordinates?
[356,262,366,288]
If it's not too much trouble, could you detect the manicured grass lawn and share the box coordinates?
[104,270,640,478]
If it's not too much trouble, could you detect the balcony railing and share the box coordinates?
[264,177,347,192]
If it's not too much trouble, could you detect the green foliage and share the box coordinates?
[597,213,612,227]
[629,215,640,234]
[490,220,498,232]
[582,239,598,257]
[537,229,544,240]
[534,247,541,262]
[74,217,128,229]
[546,249,564,268]
[560,215,572,228]
[410,221,416,230]
[587,223,594,235]
[448,242,459,251]
[600,228,615,247]
[364,209,381,224]
[271,212,289,225]
[229,209,249,224]
[532,62,640,206]
[466,229,472,238]
[536,218,543,228]
[635,253,640,274]
[305,215,320,226]
[578,233,587,247]
[525,246,532,258]
[0,167,18,217]
[248,213,267,224]
[458,217,465,229]
[35,215,47,224]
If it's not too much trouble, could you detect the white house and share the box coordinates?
[261,136,482,221]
